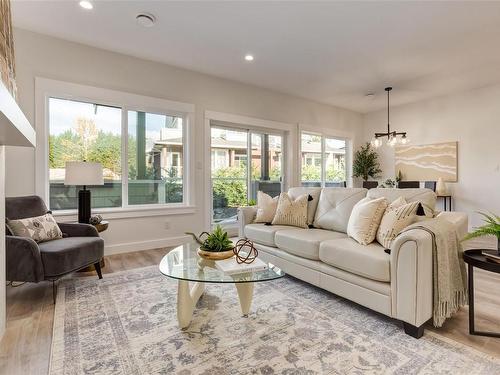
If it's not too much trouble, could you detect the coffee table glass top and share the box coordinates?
[159,242,285,283]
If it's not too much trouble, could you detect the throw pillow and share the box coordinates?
[6,213,63,243]
[347,197,388,245]
[271,192,308,229]
[254,191,279,223]
[376,197,420,248]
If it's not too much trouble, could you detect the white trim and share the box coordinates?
[53,205,196,222]
[104,235,191,256]
[35,77,195,210]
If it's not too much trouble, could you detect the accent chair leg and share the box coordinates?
[94,261,103,279]
[52,280,57,304]
[403,322,425,339]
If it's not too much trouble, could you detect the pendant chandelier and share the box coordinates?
[370,87,409,148]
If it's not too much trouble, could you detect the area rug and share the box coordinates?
[49,266,499,375]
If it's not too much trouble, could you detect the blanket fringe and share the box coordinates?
[433,290,468,328]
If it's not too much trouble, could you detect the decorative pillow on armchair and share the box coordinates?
[6,213,63,243]
[254,191,279,223]
[347,197,388,245]
[271,192,308,229]
[376,197,419,248]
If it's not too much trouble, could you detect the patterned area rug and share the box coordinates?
[50,266,499,374]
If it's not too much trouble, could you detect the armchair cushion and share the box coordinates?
[7,213,63,243]
[6,236,44,282]
[39,237,104,278]
[57,222,99,237]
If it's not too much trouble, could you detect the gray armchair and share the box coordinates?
[6,196,104,302]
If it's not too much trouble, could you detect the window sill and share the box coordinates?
[53,204,197,222]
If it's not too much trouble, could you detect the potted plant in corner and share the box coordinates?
[353,142,382,189]
[462,212,500,254]
[186,225,235,260]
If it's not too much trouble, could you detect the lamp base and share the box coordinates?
[78,188,91,223]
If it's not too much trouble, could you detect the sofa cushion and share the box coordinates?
[7,213,63,243]
[376,197,420,248]
[288,187,322,226]
[254,191,279,223]
[319,238,390,282]
[39,237,104,277]
[367,188,436,217]
[244,223,294,247]
[313,188,367,233]
[275,228,347,260]
[272,193,308,229]
[347,197,388,245]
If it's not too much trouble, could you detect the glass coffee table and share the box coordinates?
[159,242,285,329]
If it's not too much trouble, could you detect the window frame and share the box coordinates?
[299,130,351,187]
[35,78,195,219]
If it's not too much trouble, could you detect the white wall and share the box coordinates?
[9,29,363,253]
[362,84,500,228]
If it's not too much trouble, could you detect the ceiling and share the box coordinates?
[11,1,500,113]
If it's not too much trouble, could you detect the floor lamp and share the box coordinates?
[64,161,104,223]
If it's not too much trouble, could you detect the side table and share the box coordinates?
[78,221,109,273]
[463,249,500,338]
[437,195,452,211]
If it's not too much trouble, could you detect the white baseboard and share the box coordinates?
[104,235,191,256]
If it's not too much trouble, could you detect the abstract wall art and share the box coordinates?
[395,141,457,182]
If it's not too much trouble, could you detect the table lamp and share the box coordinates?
[64,161,104,223]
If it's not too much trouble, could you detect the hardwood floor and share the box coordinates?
[1,247,499,375]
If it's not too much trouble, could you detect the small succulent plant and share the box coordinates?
[186,225,233,252]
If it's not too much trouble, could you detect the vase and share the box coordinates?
[197,247,235,260]
[436,177,447,195]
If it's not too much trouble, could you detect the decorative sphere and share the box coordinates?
[233,239,258,264]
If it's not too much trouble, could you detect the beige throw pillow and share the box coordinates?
[271,192,308,229]
[376,197,420,248]
[7,213,63,243]
[254,191,279,223]
[347,197,388,245]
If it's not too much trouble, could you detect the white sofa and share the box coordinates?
[238,187,468,338]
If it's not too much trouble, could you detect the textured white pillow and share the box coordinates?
[271,192,309,229]
[376,197,420,248]
[254,191,279,223]
[347,197,388,245]
[7,213,63,243]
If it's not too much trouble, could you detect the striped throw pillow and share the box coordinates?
[271,192,308,229]
[376,197,419,248]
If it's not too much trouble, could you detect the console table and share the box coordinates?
[437,195,452,211]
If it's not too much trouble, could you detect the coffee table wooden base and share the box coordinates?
[176,280,254,328]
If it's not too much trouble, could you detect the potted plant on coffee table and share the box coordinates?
[462,212,500,254]
[186,225,235,260]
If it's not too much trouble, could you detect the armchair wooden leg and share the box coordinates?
[403,322,425,339]
[94,261,103,279]
[52,280,57,304]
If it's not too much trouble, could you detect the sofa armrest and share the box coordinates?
[6,235,44,282]
[237,206,257,237]
[58,222,99,237]
[436,211,468,240]
[390,229,433,327]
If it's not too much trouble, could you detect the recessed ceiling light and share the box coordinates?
[136,13,156,28]
[244,54,254,62]
[365,93,375,99]
[79,1,93,10]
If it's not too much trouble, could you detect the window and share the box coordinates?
[128,111,184,205]
[48,98,122,210]
[211,126,283,224]
[301,132,347,187]
[47,96,189,211]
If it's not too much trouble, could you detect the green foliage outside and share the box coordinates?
[301,164,345,182]
[352,143,382,181]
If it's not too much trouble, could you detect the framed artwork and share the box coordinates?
[395,141,457,182]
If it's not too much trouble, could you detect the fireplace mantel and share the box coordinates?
[0,80,35,147]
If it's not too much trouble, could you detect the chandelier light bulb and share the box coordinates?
[400,134,409,145]
[387,135,397,147]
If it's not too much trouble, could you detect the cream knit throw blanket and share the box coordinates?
[401,218,468,327]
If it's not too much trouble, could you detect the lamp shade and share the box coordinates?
[64,161,104,186]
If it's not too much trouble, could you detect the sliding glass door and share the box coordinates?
[211,126,283,224]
